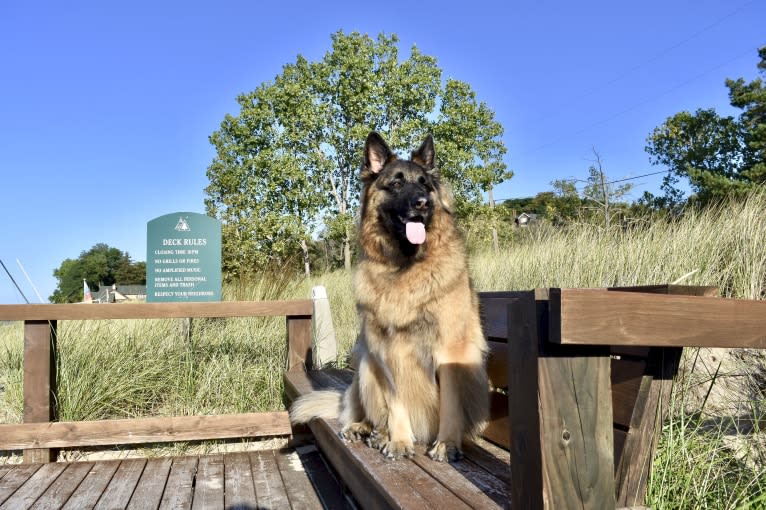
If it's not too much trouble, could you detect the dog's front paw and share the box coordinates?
[427,440,463,462]
[340,422,372,442]
[365,427,388,450]
[381,439,415,460]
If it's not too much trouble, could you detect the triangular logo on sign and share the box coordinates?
[175,217,191,232]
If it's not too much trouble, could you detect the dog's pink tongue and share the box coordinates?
[405,222,426,245]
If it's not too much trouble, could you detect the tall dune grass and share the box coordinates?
[470,190,766,299]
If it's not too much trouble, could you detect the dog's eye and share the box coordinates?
[418,176,427,185]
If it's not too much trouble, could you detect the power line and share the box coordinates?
[530,0,758,124]
[519,45,761,158]
[494,169,669,202]
[571,170,668,186]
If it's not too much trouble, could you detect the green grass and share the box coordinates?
[1,190,766,506]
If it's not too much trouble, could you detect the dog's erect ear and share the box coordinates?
[364,132,395,175]
[411,134,435,171]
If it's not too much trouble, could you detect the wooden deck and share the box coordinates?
[284,369,511,510]
[0,447,347,510]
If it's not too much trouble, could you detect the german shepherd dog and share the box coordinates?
[290,132,488,462]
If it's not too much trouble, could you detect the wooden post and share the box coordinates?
[507,291,615,509]
[286,315,313,371]
[23,319,58,463]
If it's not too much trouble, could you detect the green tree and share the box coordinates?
[205,31,510,275]
[50,244,145,303]
[645,46,766,205]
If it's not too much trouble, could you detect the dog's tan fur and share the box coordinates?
[290,133,488,462]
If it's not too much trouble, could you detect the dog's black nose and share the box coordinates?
[413,196,429,210]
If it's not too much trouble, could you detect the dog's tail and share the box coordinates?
[289,390,343,425]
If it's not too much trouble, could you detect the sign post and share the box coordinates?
[146,212,222,302]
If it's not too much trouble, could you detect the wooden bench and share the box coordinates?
[284,285,722,509]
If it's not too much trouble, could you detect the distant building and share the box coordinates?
[92,284,146,303]
[515,212,538,227]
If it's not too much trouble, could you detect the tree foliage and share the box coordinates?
[645,46,766,206]
[51,243,145,303]
[205,31,510,276]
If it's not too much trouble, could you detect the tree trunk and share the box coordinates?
[343,238,352,270]
[300,240,311,278]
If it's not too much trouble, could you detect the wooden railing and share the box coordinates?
[3,289,766,509]
[506,287,766,509]
[0,301,313,463]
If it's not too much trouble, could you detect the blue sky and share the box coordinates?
[1,0,764,303]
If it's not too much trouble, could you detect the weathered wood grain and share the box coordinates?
[0,300,312,321]
[30,462,94,510]
[224,452,256,509]
[508,292,616,510]
[61,460,120,509]
[0,462,65,509]
[275,446,329,510]
[94,458,147,510]
[287,315,314,371]
[411,449,506,509]
[159,456,198,509]
[23,320,58,463]
[0,412,291,449]
[251,450,290,509]
[127,457,172,510]
[551,288,766,348]
[189,455,223,510]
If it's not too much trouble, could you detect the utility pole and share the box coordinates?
[488,188,499,252]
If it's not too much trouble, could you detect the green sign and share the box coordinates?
[146,212,222,302]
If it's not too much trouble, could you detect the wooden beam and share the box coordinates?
[0,412,291,449]
[508,292,616,510]
[23,319,58,463]
[286,315,313,371]
[0,300,313,321]
[551,288,766,348]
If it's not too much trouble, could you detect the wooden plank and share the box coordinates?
[611,359,647,428]
[0,464,41,506]
[0,411,291,449]
[250,450,290,509]
[463,440,510,487]
[23,319,58,464]
[487,341,508,389]
[190,455,223,510]
[0,462,66,509]
[62,460,120,510]
[614,429,627,469]
[284,369,314,403]
[309,417,470,510]
[506,292,544,510]
[94,458,147,510]
[30,462,94,510]
[608,284,718,297]
[0,300,312,321]
[411,448,506,509]
[508,293,616,509]
[615,347,682,507]
[552,288,766,348]
[224,452,256,509]
[276,446,332,510]
[480,298,512,340]
[482,391,509,449]
[127,457,172,510]
[159,456,198,510]
[287,315,313,371]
